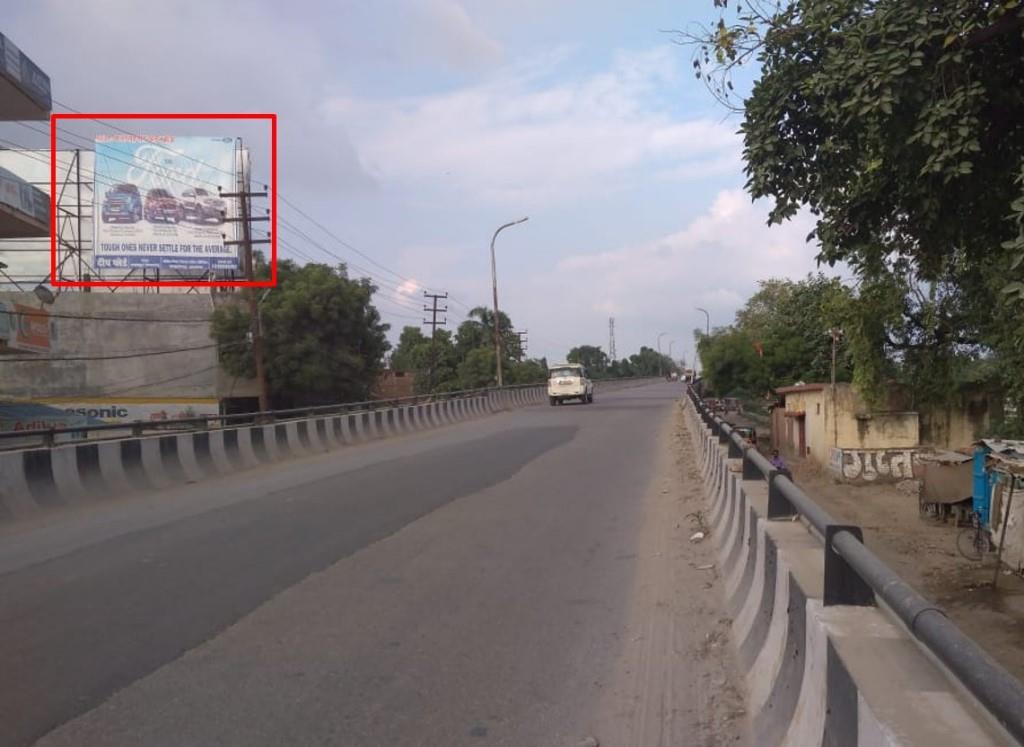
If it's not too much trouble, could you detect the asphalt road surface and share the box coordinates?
[0,382,746,746]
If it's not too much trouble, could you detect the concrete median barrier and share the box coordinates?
[684,397,1012,746]
[0,385,566,525]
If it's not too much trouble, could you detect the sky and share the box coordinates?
[2,0,836,366]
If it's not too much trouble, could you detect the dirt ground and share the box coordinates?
[591,402,749,745]
[788,457,1024,682]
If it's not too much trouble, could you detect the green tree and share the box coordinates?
[679,0,1024,424]
[694,274,852,397]
[506,358,548,385]
[212,259,390,407]
[566,345,610,377]
[628,346,676,377]
[456,347,496,389]
[389,326,428,371]
[455,306,522,365]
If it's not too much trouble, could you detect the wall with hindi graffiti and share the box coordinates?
[828,447,919,484]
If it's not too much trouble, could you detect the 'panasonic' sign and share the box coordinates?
[64,406,130,419]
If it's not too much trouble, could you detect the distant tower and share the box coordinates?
[608,317,617,360]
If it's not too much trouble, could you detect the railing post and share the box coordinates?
[727,434,742,459]
[43,429,55,448]
[824,526,875,606]
[742,448,761,480]
[131,421,143,437]
[767,470,797,519]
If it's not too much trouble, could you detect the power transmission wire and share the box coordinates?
[2,129,438,312]
[47,103,455,298]
[8,108,481,327]
[0,308,211,324]
[0,341,235,363]
[97,364,221,396]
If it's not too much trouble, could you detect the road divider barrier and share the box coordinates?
[0,378,660,524]
[685,390,1024,746]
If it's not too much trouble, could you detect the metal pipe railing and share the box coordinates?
[0,375,664,450]
[686,386,1024,743]
[0,383,536,448]
[833,531,1024,741]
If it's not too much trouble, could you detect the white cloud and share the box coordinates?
[410,0,503,69]
[395,279,421,296]
[504,190,836,360]
[326,47,739,204]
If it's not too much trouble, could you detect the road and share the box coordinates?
[0,383,746,746]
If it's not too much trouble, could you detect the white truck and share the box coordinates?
[547,363,594,405]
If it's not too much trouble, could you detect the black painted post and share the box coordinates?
[767,470,797,519]
[824,526,875,606]
[742,448,761,480]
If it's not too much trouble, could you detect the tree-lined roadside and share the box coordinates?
[679,0,1024,434]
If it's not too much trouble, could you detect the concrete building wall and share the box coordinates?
[919,389,1001,450]
[780,388,828,463]
[779,383,918,469]
[0,291,257,400]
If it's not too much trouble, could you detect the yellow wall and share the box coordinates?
[780,384,918,467]
[919,391,1001,449]
[781,388,828,463]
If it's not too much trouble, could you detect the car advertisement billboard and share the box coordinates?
[93,135,238,273]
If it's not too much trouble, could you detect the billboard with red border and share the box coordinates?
[50,113,276,288]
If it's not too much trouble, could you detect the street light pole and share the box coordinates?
[695,307,710,336]
[490,216,529,387]
[695,308,710,377]
[657,331,667,377]
[669,340,676,367]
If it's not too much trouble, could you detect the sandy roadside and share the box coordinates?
[586,400,748,746]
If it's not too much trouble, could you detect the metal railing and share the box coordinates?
[0,375,662,451]
[688,387,1024,743]
[0,384,538,450]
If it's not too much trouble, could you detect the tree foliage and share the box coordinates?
[387,306,546,393]
[678,0,1024,427]
[212,259,390,407]
[698,274,851,396]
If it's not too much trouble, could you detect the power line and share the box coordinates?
[48,103,455,299]
[0,341,231,363]
[9,108,475,321]
[96,364,221,396]
[0,308,210,324]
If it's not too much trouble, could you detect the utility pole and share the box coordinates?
[513,330,528,362]
[222,139,271,413]
[608,317,616,361]
[422,291,448,339]
[423,291,448,391]
[657,331,667,378]
[830,328,842,448]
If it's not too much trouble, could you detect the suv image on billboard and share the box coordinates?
[180,188,227,224]
[144,188,183,223]
[101,183,143,223]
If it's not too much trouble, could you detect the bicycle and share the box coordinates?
[956,510,990,562]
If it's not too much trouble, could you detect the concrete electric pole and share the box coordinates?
[222,139,271,413]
